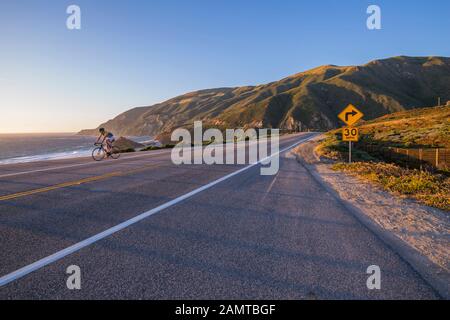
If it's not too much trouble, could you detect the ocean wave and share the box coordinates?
[0,135,152,165]
[0,149,92,165]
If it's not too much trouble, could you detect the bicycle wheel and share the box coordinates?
[92,147,106,161]
[110,146,121,159]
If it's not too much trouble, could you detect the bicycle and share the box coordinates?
[92,142,121,161]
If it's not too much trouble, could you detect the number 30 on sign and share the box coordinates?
[342,127,359,142]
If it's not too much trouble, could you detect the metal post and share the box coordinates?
[349,141,352,164]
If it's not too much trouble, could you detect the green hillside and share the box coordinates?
[79,56,450,142]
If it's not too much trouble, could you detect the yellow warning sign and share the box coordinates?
[338,104,364,126]
[342,127,359,142]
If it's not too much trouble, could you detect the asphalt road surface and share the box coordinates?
[0,133,441,299]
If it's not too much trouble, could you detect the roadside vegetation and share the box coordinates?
[121,148,136,153]
[332,162,449,211]
[317,106,450,211]
[140,144,175,152]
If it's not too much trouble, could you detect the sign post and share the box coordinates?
[338,105,364,163]
[349,141,352,163]
[342,127,359,163]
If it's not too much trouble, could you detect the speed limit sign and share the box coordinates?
[342,127,359,142]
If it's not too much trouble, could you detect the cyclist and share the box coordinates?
[96,128,115,154]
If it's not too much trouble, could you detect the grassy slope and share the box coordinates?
[360,105,450,148]
[317,106,450,211]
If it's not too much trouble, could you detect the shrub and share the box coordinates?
[332,162,449,211]
[141,146,162,151]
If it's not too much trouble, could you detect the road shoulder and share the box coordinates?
[292,135,450,299]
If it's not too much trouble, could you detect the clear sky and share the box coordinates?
[0,0,449,133]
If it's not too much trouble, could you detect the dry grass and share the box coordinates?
[359,106,450,148]
[331,162,450,211]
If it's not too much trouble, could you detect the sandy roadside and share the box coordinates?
[293,135,450,274]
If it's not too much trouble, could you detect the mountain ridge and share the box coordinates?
[79,56,450,141]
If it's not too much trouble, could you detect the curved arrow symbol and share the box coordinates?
[345,110,358,122]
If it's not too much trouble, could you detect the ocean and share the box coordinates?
[0,133,152,165]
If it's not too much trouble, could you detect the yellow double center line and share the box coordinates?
[0,165,157,202]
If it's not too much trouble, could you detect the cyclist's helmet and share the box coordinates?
[99,128,105,133]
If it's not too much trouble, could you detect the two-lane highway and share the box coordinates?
[0,133,440,299]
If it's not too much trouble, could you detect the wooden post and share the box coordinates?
[436,148,439,168]
[419,148,423,171]
[406,149,409,169]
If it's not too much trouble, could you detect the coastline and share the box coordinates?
[0,133,152,165]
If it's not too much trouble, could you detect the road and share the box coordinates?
[0,133,440,299]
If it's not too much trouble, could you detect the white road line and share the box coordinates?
[0,134,305,179]
[0,149,172,179]
[0,134,316,287]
